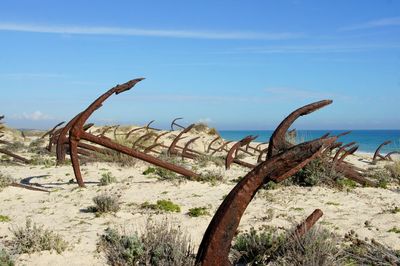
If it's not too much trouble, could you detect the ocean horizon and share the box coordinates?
[219,129,400,154]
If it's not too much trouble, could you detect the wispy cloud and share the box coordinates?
[232,43,400,54]
[0,22,303,40]
[0,73,66,79]
[340,17,400,31]
[11,111,53,121]
[264,87,331,99]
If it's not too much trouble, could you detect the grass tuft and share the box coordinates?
[91,194,120,214]
[187,206,210,217]
[10,219,67,254]
[141,199,181,213]
[99,172,117,186]
[98,219,195,265]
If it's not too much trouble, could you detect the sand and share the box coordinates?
[0,126,399,265]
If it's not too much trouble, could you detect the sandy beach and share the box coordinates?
[0,125,399,265]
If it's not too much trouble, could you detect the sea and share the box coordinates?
[219,130,400,154]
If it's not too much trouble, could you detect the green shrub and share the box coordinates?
[273,227,341,266]
[142,167,180,182]
[10,219,67,254]
[187,206,209,217]
[366,168,391,188]
[0,215,11,222]
[92,194,120,213]
[0,248,14,266]
[231,227,284,265]
[99,219,195,265]
[141,200,181,213]
[4,141,25,152]
[196,154,224,167]
[388,227,400,234]
[99,172,117,186]
[0,173,14,191]
[198,170,224,185]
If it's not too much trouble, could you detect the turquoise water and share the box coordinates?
[219,130,400,154]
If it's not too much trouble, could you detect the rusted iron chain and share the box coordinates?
[196,137,336,265]
[267,100,332,158]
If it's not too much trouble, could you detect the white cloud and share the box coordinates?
[232,44,400,54]
[12,111,53,121]
[198,118,212,124]
[340,17,400,31]
[0,22,303,40]
[265,87,330,98]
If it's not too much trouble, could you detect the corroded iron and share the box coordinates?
[332,142,356,163]
[294,209,323,237]
[196,137,336,265]
[41,121,65,139]
[225,135,257,170]
[207,136,221,153]
[65,78,199,187]
[182,136,200,160]
[372,140,391,163]
[267,100,332,158]
[337,145,359,163]
[170,117,185,131]
[167,124,195,156]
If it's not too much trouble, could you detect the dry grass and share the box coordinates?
[10,219,67,254]
[98,219,195,265]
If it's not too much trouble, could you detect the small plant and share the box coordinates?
[141,200,181,213]
[0,215,11,222]
[10,219,67,254]
[231,226,284,265]
[91,194,120,214]
[388,227,400,233]
[335,177,357,189]
[98,219,195,265]
[198,170,224,185]
[142,166,181,182]
[0,248,14,266]
[366,168,391,188]
[385,160,400,180]
[386,206,400,214]
[188,206,210,217]
[207,127,219,135]
[0,173,14,191]
[343,230,400,264]
[196,154,224,167]
[99,172,117,186]
[193,122,208,132]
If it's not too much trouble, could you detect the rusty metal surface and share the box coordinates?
[41,121,66,139]
[64,79,199,187]
[167,124,194,156]
[332,142,356,163]
[225,135,257,170]
[182,136,200,160]
[267,100,333,158]
[196,137,336,266]
[170,117,185,131]
[294,209,323,236]
[207,136,221,153]
[338,145,359,163]
[372,140,392,163]
[0,148,31,164]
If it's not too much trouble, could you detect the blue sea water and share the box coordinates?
[219,130,400,154]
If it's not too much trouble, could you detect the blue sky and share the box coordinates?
[0,0,399,130]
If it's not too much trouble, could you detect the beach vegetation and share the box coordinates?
[91,194,120,214]
[140,199,181,213]
[99,172,117,186]
[187,206,210,217]
[0,215,11,222]
[10,219,67,254]
[0,248,14,266]
[0,173,14,191]
[385,160,400,181]
[98,219,194,265]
